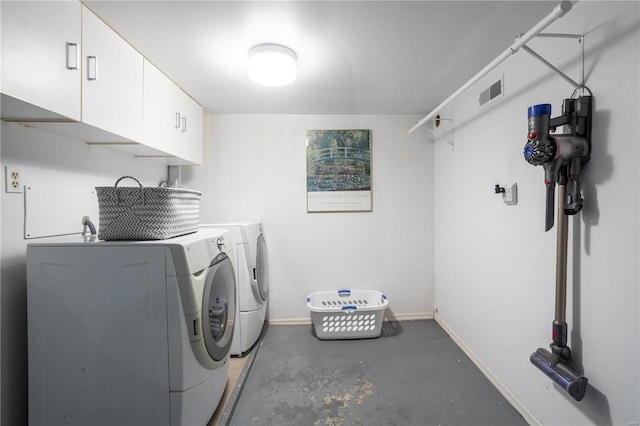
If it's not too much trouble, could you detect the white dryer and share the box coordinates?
[26,228,237,426]
[202,222,269,355]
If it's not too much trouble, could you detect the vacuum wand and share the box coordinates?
[523,96,592,401]
[554,184,568,325]
[530,184,587,401]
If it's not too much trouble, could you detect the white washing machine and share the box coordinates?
[26,228,237,426]
[202,222,269,355]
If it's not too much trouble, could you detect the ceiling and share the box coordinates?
[82,1,558,115]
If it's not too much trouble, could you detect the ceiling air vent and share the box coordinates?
[479,76,504,107]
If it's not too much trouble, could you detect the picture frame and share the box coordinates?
[306,129,372,212]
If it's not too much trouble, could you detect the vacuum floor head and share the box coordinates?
[530,348,588,401]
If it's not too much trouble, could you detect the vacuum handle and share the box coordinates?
[545,183,555,232]
[564,158,585,215]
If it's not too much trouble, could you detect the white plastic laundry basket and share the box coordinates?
[306,289,389,340]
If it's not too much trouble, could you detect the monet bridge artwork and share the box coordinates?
[306,129,372,212]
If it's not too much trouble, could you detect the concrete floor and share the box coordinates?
[225,320,526,426]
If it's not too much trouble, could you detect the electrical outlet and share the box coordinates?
[4,165,24,193]
[502,183,517,206]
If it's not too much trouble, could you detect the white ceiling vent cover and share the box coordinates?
[479,76,504,107]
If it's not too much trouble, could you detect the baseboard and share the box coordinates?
[434,313,540,426]
[267,318,312,326]
[267,311,434,326]
[386,311,434,321]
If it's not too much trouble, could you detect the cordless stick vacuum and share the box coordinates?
[523,95,592,401]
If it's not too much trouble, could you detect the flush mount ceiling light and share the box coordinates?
[248,43,297,87]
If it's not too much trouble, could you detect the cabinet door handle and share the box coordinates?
[66,42,79,70]
[175,113,181,129]
[182,116,187,133]
[87,56,98,81]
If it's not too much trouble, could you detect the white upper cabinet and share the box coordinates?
[144,60,203,165]
[1,1,201,165]
[1,1,82,121]
[82,7,144,143]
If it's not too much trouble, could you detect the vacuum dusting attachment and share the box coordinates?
[524,94,592,401]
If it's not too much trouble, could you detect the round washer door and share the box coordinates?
[202,252,236,362]
[255,233,269,303]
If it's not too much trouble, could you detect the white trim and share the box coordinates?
[267,318,311,326]
[267,311,434,326]
[434,313,541,426]
[386,311,434,322]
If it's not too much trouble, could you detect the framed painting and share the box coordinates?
[306,129,372,212]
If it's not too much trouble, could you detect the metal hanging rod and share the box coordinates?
[409,0,576,134]
[534,33,583,39]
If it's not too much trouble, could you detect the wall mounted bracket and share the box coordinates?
[518,32,585,91]
[422,116,455,150]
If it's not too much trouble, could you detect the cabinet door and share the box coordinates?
[82,6,143,142]
[144,59,203,165]
[143,59,178,155]
[176,93,203,165]
[1,1,81,121]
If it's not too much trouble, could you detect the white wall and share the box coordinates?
[432,2,639,425]
[185,115,435,322]
[0,121,166,425]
